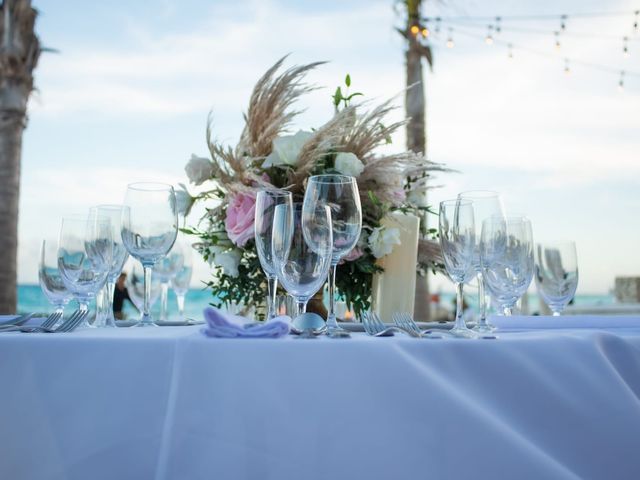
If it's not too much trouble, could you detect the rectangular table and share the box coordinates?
[1,322,640,479]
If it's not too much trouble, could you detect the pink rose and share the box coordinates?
[341,247,363,263]
[225,192,256,247]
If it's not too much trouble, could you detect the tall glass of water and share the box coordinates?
[535,241,578,315]
[255,189,293,320]
[39,239,72,322]
[481,216,534,316]
[272,203,333,317]
[121,182,178,327]
[439,199,476,338]
[90,205,129,327]
[458,191,505,332]
[154,246,184,321]
[303,175,361,338]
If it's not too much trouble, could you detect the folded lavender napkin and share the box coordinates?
[201,307,291,338]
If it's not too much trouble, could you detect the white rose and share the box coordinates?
[368,226,401,259]
[185,154,214,185]
[174,184,195,217]
[214,249,242,277]
[334,152,365,178]
[262,130,313,167]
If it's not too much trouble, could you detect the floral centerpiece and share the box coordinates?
[178,57,444,318]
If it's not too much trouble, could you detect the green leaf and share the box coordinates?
[333,86,343,107]
[345,74,351,87]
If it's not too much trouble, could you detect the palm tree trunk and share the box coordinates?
[0,0,40,313]
[403,0,431,321]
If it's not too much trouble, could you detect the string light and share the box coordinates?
[422,27,430,38]
[410,25,420,36]
[446,28,454,48]
[508,43,514,58]
[564,58,571,75]
[555,31,561,50]
[634,11,639,33]
[623,37,630,57]
[619,71,625,90]
[495,16,502,34]
[485,25,494,45]
[560,14,568,31]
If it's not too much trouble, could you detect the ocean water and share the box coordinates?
[17,284,615,320]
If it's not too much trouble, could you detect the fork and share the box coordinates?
[1,310,87,333]
[362,311,421,338]
[0,311,58,331]
[392,312,447,339]
[0,312,36,327]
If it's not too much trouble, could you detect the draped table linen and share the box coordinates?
[1,318,640,479]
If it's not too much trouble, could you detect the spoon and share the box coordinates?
[290,312,326,338]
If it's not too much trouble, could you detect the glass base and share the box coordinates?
[135,313,157,327]
[327,327,350,338]
[473,321,496,333]
[449,325,478,339]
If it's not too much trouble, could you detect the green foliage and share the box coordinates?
[332,73,363,110]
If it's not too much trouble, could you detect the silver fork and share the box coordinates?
[0,311,58,331]
[362,311,421,338]
[1,310,87,333]
[392,312,446,339]
[0,312,36,327]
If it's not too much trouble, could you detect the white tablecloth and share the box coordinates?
[1,320,640,479]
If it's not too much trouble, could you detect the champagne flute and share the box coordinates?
[481,216,534,316]
[39,239,73,324]
[90,205,130,327]
[58,215,112,329]
[458,191,505,332]
[272,203,333,317]
[121,182,178,327]
[255,189,293,320]
[170,237,193,322]
[535,241,578,315]
[303,175,361,338]
[439,199,476,338]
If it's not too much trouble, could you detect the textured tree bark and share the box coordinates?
[0,0,40,312]
[403,0,431,321]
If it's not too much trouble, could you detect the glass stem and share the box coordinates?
[477,272,487,325]
[295,300,307,317]
[266,275,278,320]
[552,311,561,317]
[503,306,513,316]
[104,280,117,327]
[160,282,169,321]
[454,282,467,330]
[78,301,92,329]
[142,265,153,325]
[176,294,185,319]
[326,263,338,329]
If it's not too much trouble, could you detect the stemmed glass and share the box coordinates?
[458,191,505,332]
[439,199,476,338]
[255,189,293,320]
[170,238,193,321]
[481,216,534,315]
[535,241,578,315]
[303,175,361,338]
[121,182,178,327]
[39,239,73,324]
[90,205,129,327]
[58,215,113,329]
[154,246,184,321]
[272,203,333,317]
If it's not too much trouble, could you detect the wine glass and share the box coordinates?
[90,205,130,327]
[170,238,193,322]
[439,199,476,338]
[272,203,333,318]
[535,241,578,315]
[303,175,361,338]
[154,246,184,321]
[458,191,506,333]
[121,182,178,327]
[255,189,293,320]
[39,239,73,325]
[481,216,534,316]
[58,215,113,329]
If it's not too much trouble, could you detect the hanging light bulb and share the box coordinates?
[508,43,514,59]
[495,16,502,34]
[555,31,561,50]
[410,25,420,36]
[422,27,430,38]
[618,71,625,91]
[564,59,570,75]
[634,11,639,33]
[623,37,630,57]
[485,25,494,45]
[446,27,454,48]
[560,15,567,32]
[435,17,441,34]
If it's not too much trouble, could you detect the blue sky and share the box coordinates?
[19,0,640,294]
